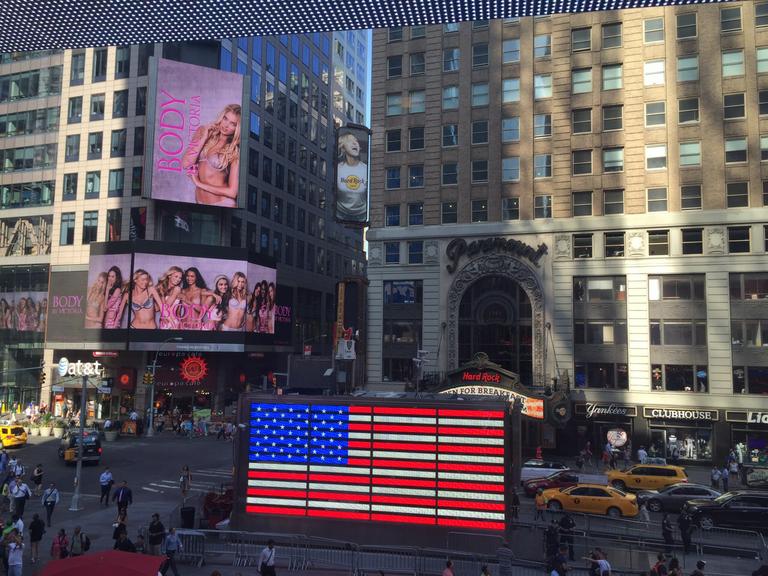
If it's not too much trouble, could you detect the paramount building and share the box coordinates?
[366,3,768,464]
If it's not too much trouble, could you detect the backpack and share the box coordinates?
[82,534,91,551]
[650,561,666,576]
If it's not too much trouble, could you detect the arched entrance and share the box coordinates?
[458,276,532,383]
[447,253,546,387]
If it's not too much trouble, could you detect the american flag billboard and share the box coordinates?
[241,397,508,532]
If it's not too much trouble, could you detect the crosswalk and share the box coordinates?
[140,467,233,495]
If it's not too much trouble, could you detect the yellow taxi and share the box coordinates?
[0,425,27,448]
[607,464,688,491]
[542,483,638,518]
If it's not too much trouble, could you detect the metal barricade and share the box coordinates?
[175,529,205,567]
[298,535,357,573]
[355,545,418,575]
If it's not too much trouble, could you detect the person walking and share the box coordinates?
[180,465,191,501]
[148,512,166,556]
[677,513,692,554]
[637,445,648,464]
[639,501,651,528]
[649,552,667,576]
[99,467,114,506]
[112,511,127,548]
[114,531,136,552]
[710,466,721,490]
[258,539,277,576]
[6,530,22,576]
[69,526,89,557]
[30,464,43,497]
[535,488,547,521]
[667,557,682,576]
[28,513,44,564]
[509,489,520,523]
[112,480,133,515]
[50,528,69,559]
[662,514,674,555]
[690,560,706,576]
[41,482,59,527]
[442,560,455,576]
[161,527,183,576]
[558,512,576,561]
[9,477,31,518]
[720,466,729,492]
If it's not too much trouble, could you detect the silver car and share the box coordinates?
[637,482,721,513]
[520,459,569,483]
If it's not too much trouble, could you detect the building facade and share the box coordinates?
[1,34,366,419]
[366,3,768,464]
[331,30,370,128]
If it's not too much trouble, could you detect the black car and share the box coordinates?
[58,430,102,465]
[637,483,720,513]
[682,491,768,530]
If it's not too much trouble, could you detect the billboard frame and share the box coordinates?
[333,122,371,227]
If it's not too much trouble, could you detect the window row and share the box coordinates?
[247,187,326,237]
[0,144,57,173]
[573,275,706,302]
[0,66,62,103]
[64,128,143,163]
[61,167,143,200]
[0,180,55,210]
[0,108,60,138]
[66,87,146,123]
[247,225,351,275]
[247,152,328,204]
[69,45,152,85]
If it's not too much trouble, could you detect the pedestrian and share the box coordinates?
[558,512,575,561]
[480,565,491,576]
[583,550,612,576]
[509,489,520,522]
[549,561,568,576]
[535,488,547,521]
[443,560,454,576]
[6,530,22,576]
[114,531,136,553]
[710,466,721,489]
[161,527,183,576]
[31,464,43,496]
[649,552,667,576]
[28,513,44,564]
[148,512,166,556]
[99,467,114,506]
[0,520,13,573]
[584,441,593,469]
[677,513,692,554]
[12,514,22,535]
[41,482,59,527]
[662,514,674,554]
[637,445,648,464]
[690,560,706,576]
[575,451,585,472]
[9,477,31,517]
[728,459,739,482]
[622,446,631,469]
[112,480,133,515]
[0,450,8,475]
[180,465,191,501]
[112,510,128,547]
[70,526,89,557]
[667,557,682,576]
[135,534,146,554]
[721,466,729,492]
[639,501,651,527]
[544,521,560,563]
[258,538,276,576]
[50,528,69,559]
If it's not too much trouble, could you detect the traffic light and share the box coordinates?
[38,369,46,387]
[142,371,154,387]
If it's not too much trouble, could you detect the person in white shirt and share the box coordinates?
[99,467,114,506]
[637,446,648,464]
[335,131,368,222]
[9,478,31,518]
[6,530,22,576]
[259,539,277,576]
[11,514,22,535]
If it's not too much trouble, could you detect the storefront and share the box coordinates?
[572,402,637,456]
[727,411,768,465]
[642,406,718,463]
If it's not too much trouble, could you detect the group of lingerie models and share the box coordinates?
[85,265,275,333]
[0,296,47,333]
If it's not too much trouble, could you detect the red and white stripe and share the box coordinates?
[246,462,307,516]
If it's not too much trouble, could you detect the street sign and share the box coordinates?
[97,386,112,394]
[52,385,64,392]
[303,345,312,356]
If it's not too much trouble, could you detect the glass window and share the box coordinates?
[573,109,592,133]
[604,189,624,215]
[68,96,83,123]
[647,187,668,212]
[443,48,460,72]
[442,86,459,109]
[602,105,622,131]
[110,129,127,157]
[644,60,665,86]
[62,173,77,201]
[648,230,669,256]
[471,83,489,106]
[90,94,105,121]
[409,90,425,113]
[644,18,664,43]
[680,142,701,166]
[727,182,749,208]
[605,232,625,257]
[722,50,744,77]
[502,198,519,220]
[677,55,699,82]
[572,68,592,94]
[411,26,425,39]
[602,22,622,48]
[115,46,131,78]
[108,168,124,197]
[471,160,488,183]
[573,234,593,258]
[85,171,100,199]
[87,132,103,159]
[442,162,458,185]
[677,13,697,38]
[502,78,520,103]
[386,167,400,189]
[70,52,85,85]
[388,27,403,42]
[572,27,591,52]
[471,200,488,222]
[409,127,424,150]
[572,150,592,175]
[602,64,622,90]
[408,202,423,226]
[535,196,552,219]
[502,117,519,142]
[603,148,624,173]
[723,93,745,119]
[535,154,552,178]
[503,39,520,63]
[679,98,699,124]
[113,89,128,118]
[408,241,424,264]
[386,93,402,115]
[59,212,75,245]
[82,210,98,244]
[106,208,122,241]
[442,202,457,224]
[534,35,551,58]
[573,191,592,216]
[386,129,401,152]
[384,242,399,264]
[472,43,488,68]
[472,120,489,144]
[387,55,402,78]
[721,6,742,32]
[65,134,80,162]
[728,226,751,253]
[682,228,703,254]
[761,91,768,115]
[761,136,768,161]
[443,124,458,147]
[534,114,552,137]
[410,52,425,75]
[534,75,552,99]
[92,48,108,81]
[681,185,702,210]
[502,157,520,182]
[408,165,424,188]
[725,138,747,163]
[646,144,667,170]
[759,3,768,27]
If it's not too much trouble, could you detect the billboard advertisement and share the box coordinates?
[46,270,90,345]
[84,252,132,330]
[235,395,508,543]
[245,262,278,335]
[0,291,47,333]
[147,58,245,207]
[334,123,370,225]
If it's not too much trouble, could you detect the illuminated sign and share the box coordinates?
[334,124,370,225]
[439,385,544,420]
[57,357,105,377]
[180,355,208,383]
[241,399,507,531]
[643,407,718,421]
[461,371,501,384]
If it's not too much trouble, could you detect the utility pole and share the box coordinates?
[510,397,523,488]
[68,374,87,511]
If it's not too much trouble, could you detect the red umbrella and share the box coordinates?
[40,550,164,576]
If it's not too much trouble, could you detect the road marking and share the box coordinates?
[142,487,161,493]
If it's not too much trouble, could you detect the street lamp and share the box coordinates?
[146,336,182,437]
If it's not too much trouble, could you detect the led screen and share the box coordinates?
[0,291,47,333]
[148,58,245,207]
[334,124,370,225]
[84,253,132,330]
[246,262,278,335]
[243,399,506,531]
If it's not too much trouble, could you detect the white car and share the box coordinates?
[520,459,569,483]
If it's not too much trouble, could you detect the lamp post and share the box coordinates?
[146,336,182,437]
[68,374,88,512]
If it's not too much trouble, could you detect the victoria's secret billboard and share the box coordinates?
[146,58,246,207]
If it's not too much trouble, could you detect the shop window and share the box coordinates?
[573,276,626,302]
[382,358,414,383]
[383,280,422,304]
[652,364,708,392]
[649,427,712,462]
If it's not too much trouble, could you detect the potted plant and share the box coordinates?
[29,422,39,436]
[103,420,119,442]
[52,419,67,438]
[39,414,52,437]
[22,421,31,435]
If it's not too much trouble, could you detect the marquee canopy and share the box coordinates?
[0,0,730,53]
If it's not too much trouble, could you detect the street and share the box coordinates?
[5,431,232,576]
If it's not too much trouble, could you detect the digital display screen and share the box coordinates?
[334,124,370,225]
[243,399,506,531]
[148,58,245,207]
[84,253,132,330]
